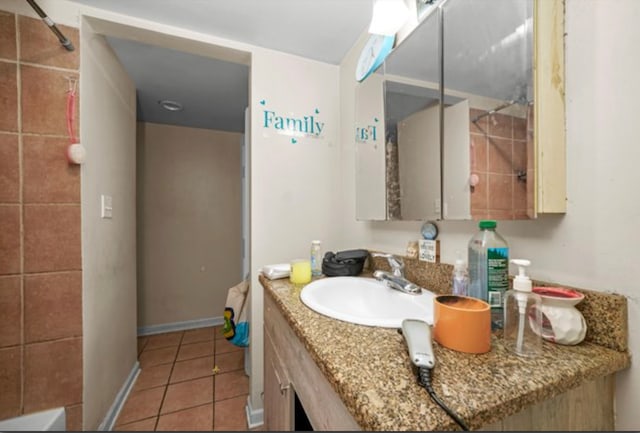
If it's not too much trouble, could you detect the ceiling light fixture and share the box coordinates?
[369,0,410,36]
[159,100,184,112]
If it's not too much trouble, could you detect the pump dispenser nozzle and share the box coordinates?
[511,259,532,292]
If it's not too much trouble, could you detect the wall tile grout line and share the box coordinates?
[212,335,217,431]
[15,10,25,417]
[153,330,183,430]
[18,60,79,74]
[22,203,83,207]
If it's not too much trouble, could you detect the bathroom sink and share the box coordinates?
[300,277,434,328]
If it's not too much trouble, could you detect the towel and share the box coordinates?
[223,279,249,347]
[261,263,290,280]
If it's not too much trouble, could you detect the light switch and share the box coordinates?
[101,195,113,219]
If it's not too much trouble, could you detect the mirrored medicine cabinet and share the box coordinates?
[354,0,566,221]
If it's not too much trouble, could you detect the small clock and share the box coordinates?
[355,34,395,83]
[421,221,439,240]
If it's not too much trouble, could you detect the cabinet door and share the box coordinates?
[264,329,293,431]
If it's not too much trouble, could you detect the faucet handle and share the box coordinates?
[371,252,405,277]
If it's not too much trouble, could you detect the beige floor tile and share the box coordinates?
[139,346,178,368]
[170,356,214,384]
[215,337,244,355]
[122,330,250,431]
[161,376,213,415]
[114,417,157,431]
[215,370,249,402]
[214,395,248,431]
[215,350,244,374]
[156,403,213,431]
[133,363,173,392]
[145,332,183,350]
[176,341,214,361]
[182,327,215,345]
[214,325,226,340]
[115,387,164,426]
[137,337,148,355]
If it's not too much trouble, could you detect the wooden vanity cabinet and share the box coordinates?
[264,330,293,430]
[263,294,360,431]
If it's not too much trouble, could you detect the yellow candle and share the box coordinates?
[290,259,311,285]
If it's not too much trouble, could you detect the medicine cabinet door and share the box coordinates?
[441,0,566,220]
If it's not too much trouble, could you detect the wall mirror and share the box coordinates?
[355,8,442,221]
[354,0,564,221]
[442,0,534,220]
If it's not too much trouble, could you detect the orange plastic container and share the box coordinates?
[433,295,491,354]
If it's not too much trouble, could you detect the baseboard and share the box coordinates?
[98,361,140,431]
[137,316,224,336]
[245,395,264,429]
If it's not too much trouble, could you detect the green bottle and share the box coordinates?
[468,220,509,329]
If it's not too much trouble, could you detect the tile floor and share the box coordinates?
[114,326,254,431]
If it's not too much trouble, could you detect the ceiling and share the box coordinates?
[66,1,531,133]
[106,36,250,132]
[69,0,373,132]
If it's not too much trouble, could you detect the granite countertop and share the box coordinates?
[260,274,631,431]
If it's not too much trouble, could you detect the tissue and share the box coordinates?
[261,263,290,280]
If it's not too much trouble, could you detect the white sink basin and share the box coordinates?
[300,277,434,328]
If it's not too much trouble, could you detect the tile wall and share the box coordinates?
[0,11,83,430]
[469,108,532,220]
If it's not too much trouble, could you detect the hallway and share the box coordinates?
[114,326,253,431]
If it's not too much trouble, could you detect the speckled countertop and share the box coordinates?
[260,273,631,431]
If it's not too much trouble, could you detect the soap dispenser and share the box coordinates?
[504,259,542,357]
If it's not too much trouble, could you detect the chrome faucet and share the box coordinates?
[371,252,405,277]
[371,253,422,295]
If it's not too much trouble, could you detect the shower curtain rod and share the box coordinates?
[471,98,532,123]
[26,0,74,51]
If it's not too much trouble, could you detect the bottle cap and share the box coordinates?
[454,258,466,270]
[511,259,532,292]
[479,220,497,229]
[312,240,321,245]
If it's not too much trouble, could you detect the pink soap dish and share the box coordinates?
[532,286,584,307]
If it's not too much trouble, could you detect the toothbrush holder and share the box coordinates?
[433,295,491,354]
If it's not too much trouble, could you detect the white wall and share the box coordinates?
[340,1,640,429]
[443,100,471,220]
[137,122,242,328]
[0,0,78,26]
[249,49,343,413]
[354,72,386,220]
[398,105,440,220]
[80,20,138,430]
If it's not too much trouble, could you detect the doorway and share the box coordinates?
[99,31,249,335]
[79,14,252,429]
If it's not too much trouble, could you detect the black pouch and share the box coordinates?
[321,249,369,277]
